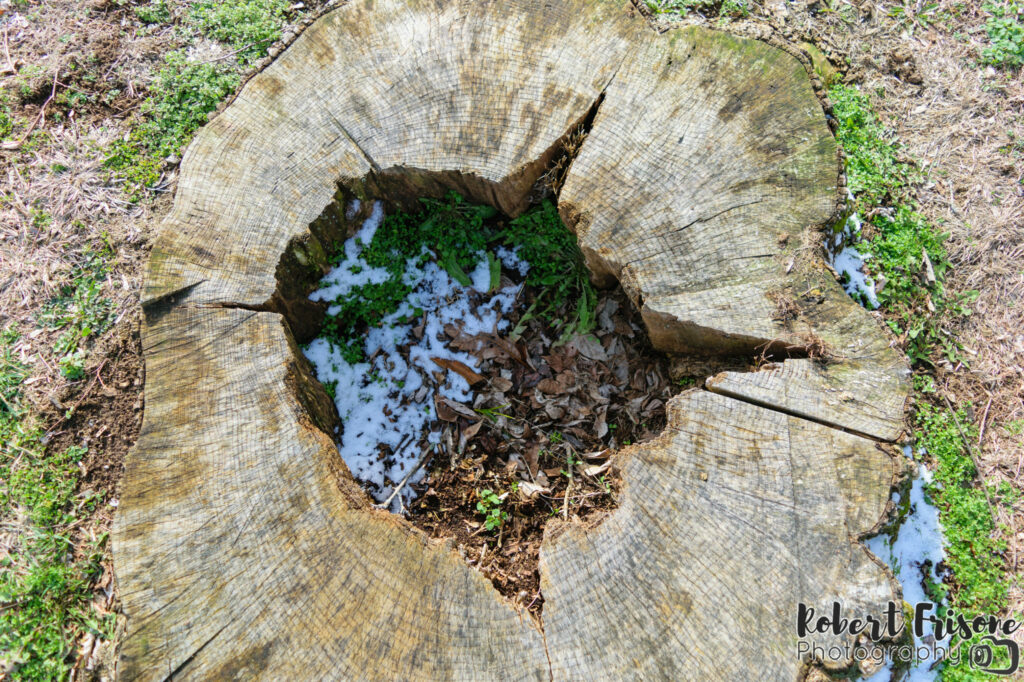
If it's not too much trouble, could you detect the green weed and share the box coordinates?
[829,84,976,365]
[475,489,508,531]
[915,404,1011,680]
[37,247,114,380]
[134,0,171,24]
[318,193,596,362]
[0,95,13,140]
[645,0,716,15]
[104,53,239,199]
[190,0,290,61]
[106,0,294,200]
[0,329,112,680]
[644,0,746,17]
[981,1,1024,68]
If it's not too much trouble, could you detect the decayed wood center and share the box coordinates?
[112,0,910,679]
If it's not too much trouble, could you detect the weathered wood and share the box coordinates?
[143,0,640,310]
[558,26,909,438]
[541,390,896,679]
[113,306,549,680]
[114,1,912,679]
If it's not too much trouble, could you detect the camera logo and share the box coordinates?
[970,636,1020,675]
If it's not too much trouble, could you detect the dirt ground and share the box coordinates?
[1,0,1021,676]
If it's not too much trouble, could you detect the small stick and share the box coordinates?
[197,40,272,65]
[978,396,993,448]
[375,443,432,512]
[8,70,58,149]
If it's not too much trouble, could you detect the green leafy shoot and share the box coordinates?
[982,1,1024,68]
[475,489,508,531]
[319,193,596,362]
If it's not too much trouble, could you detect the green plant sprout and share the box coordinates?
[476,489,509,531]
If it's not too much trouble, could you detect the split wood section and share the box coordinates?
[115,0,911,679]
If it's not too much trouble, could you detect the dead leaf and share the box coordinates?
[536,378,563,395]
[524,444,541,475]
[490,376,513,392]
[434,394,460,422]
[517,481,550,501]
[568,333,608,361]
[436,394,479,420]
[582,459,612,477]
[432,356,486,386]
[463,420,483,441]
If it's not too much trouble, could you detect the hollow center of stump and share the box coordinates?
[302,192,682,614]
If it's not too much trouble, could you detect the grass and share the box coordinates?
[104,0,294,200]
[0,328,113,680]
[829,83,977,366]
[981,1,1024,68]
[318,193,596,363]
[915,404,1012,680]
[103,55,240,200]
[830,82,1011,678]
[36,244,115,381]
[644,0,749,18]
[0,238,116,676]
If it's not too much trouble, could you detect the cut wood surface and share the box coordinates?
[541,391,896,680]
[114,306,549,680]
[142,0,639,310]
[114,0,911,679]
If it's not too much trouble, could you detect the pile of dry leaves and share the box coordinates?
[389,286,679,615]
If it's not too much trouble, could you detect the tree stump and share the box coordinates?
[114,1,910,679]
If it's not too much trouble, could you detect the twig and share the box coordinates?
[1,28,15,75]
[978,395,993,448]
[44,360,107,437]
[375,443,432,512]
[198,40,272,64]
[6,70,59,149]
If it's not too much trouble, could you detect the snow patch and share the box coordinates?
[828,192,880,309]
[303,201,528,512]
[861,446,948,681]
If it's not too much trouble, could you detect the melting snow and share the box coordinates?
[862,446,948,681]
[303,201,527,512]
[828,194,880,309]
